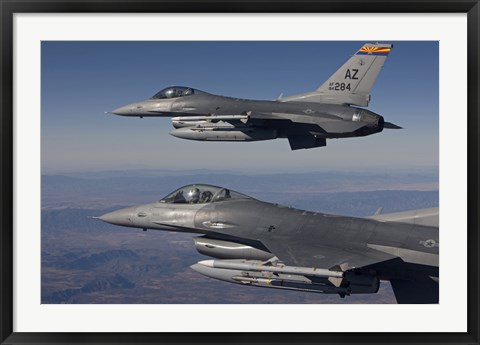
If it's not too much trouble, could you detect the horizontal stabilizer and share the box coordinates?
[288,135,326,150]
[390,278,439,304]
[369,207,438,228]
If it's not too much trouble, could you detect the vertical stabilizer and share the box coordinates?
[280,43,393,107]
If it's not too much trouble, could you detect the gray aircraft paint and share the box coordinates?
[110,43,400,150]
[97,183,439,303]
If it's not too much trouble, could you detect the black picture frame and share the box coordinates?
[1,1,479,344]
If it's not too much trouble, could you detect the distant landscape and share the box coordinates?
[41,169,438,304]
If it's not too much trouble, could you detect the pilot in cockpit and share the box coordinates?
[200,191,213,203]
[187,188,201,204]
[164,89,177,98]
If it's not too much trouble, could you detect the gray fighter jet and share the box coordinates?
[110,43,401,150]
[97,184,439,303]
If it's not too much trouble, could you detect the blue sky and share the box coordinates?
[41,41,438,173]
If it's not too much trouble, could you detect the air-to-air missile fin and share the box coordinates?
[328,277,343,287]
[327,262,348,287]
[339,262,349,271]
[279,43,393,107]
[329,262,349,272]
[374,207,384,216]
[263,256,282,266]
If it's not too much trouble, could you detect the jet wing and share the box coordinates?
[248,112,369,150]
[249,111,341,122]
[172,112,375,151]
[259,235,395,270]
[256,217,439,303]
[248,112,370,134]
[258,228,440,304]
[173,112,365,131]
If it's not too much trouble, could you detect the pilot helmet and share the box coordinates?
[165,89,176,98]
[188,187,200,202]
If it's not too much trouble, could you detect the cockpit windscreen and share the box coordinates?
[159,184,251,204]
[151,86,206,99]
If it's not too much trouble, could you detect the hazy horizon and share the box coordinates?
[41,165,439,175]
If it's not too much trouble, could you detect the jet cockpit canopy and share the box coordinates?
[151,86,208,99]
[159,184,252,204]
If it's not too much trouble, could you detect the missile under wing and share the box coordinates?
[110,43,401,150]
[96,184,438,303]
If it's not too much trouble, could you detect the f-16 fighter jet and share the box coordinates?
[97,184,439,303]
[110,43,400,150]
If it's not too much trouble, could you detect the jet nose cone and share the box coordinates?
[111,105,132,116]
[99,206,137,227]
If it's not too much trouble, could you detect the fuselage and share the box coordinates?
[110,43,397,149]
[112,92,385,139]
[100,195,438,282]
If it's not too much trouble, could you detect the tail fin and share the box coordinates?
[280,43,393,107]
[316,43,392,106]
